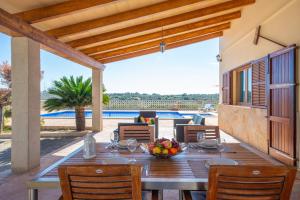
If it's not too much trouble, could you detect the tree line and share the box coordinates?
[107,93,219,101]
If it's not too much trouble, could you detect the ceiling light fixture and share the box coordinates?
[216,54,222,62]
[160,26,166,53]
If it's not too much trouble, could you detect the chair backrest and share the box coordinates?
[58,164,142,200]
[183,125,219,142]
[120,125,154,143]
[118,122,148,132]
[139,111,157,118]
[207,165,297,200]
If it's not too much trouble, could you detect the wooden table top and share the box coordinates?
[38,142,279,182]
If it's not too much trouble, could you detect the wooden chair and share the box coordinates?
[184,165,297,200]
[183,125,219,143]
[120,125,155,143]
[58,164,142,200]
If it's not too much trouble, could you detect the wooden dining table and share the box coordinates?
[27,142,281,200]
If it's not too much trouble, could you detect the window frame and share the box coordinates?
[235,63,252,106]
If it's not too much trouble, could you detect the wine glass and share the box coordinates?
[127,138,138,162]
[197,132,205,144]
[110,132,119,153]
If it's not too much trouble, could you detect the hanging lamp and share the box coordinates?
[160,26,166,53]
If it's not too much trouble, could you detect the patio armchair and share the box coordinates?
[173,114,205,142]
[134,111,159,138]
[183,165,297,200]
[58,164,159,200]
[119,125,155,143]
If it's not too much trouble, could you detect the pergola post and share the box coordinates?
[11,37,40,173]
[92,69,103,132]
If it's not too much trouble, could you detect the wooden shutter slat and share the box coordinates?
[251,56,267,107]
[222,72,231,104]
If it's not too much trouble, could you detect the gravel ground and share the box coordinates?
[0,137,79,172]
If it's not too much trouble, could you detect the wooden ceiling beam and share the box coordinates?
[16,0,118,24]
[99,32,222,64]
[82,11,238,55]
[0,8,105,70]
[68,0,255,48]
[47,0,205,37]
[92,23,230,59]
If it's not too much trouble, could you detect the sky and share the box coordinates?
[0,32,219,94]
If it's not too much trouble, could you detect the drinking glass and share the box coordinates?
[197,132,205,153]
[218,138,226,146]
[218,138,226,157]
[127,138,138,162]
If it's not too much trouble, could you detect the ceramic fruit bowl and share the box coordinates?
[148,138,182,158]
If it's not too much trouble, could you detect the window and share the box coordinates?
[236,65,252,105]
[223,57,267,107]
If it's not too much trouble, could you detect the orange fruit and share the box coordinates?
[169,148,178,155]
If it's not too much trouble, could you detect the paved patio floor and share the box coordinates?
[0,117,299,200]
[0,137,80,173]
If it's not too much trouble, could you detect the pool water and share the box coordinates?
[41,110,210,119]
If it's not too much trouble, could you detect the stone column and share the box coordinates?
[92,69,103,132]
[11,37,40,173]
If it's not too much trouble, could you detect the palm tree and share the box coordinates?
[44,76,109,131]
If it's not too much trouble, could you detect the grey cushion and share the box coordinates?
[194,116,205,125]
[192,114,199,123]
[194,116,202,124]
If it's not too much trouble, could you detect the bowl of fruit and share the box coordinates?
[148,138,182,158]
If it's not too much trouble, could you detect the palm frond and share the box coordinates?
[44,76,93,111]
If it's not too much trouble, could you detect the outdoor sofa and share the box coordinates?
[173,114,205,142]
[134,111,159,138]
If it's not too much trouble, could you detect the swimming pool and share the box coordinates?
[41,110,210,119]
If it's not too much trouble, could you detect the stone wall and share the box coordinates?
[218,104,268,153]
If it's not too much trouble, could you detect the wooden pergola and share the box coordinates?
[0,0,255,172]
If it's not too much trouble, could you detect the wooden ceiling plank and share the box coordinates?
[92,23,230,59]
[69,0,255,48]
[16,0,118,24]
[99,32,223,63]
[0,8,105,70]
[47,0,205,37]
[81,11,238,55]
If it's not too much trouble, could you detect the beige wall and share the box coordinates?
[219,0,300,164]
